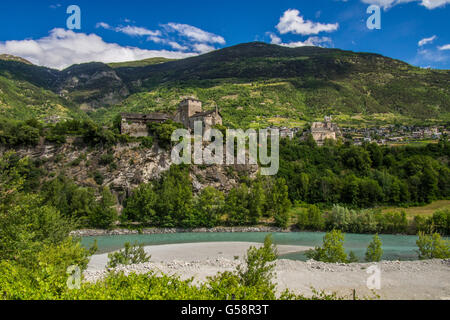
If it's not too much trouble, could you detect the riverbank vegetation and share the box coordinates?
[0,224,341,300]
[1,116,449,235]
[306,230,449,264]
[295,204,450,235]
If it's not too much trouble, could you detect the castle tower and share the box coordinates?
[178,98,202,128]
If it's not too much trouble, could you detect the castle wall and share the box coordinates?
[121,120,149,137]
[189,113,223,131]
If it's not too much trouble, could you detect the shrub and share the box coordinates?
[140,136,154,149]
[307,205,325,230]
[413,215,431,234]
[306,230,348,263]
[122,183,157,224]
[348,251,359,263]
[107,242,151,268]
[432,209,450,235]
[88,187,118,229]
[416,232,450,260]
[270,178,292,228]
[99,153,115,166]
[365,234,383,262]
[296,208,309,230]
[236,235,278,290]
[93,171,104,185]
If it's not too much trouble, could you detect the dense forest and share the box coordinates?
[0,116,449,235]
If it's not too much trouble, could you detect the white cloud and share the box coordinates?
[168,41,188,51]
[420,0,450,9]
[438,44,450,50]
[281,37,333,48]
[0,28,196,70]
[268,33,282,45]
[361,0,450,9]
[97,22,225,52]
[96,22,111,29]
[410,47,448,68]
[164,23,225,44]
[115,26,161,37]
[276,9,339,35]
[192,43,217,53]
[418,35,437,46]
[96,23,161,37]
[269,33,333,48]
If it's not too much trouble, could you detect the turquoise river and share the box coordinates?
[80,232,441,261]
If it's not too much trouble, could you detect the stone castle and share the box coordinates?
[310,116,341,146]
[121,98,223,137]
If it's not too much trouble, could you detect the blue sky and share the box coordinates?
[0,0,449,69]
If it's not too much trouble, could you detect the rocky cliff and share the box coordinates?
[1,138,257,212]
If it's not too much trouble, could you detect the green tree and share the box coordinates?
[296,208,309,230]
[432,209,450,235]
[122,183,157,224]
[248,179,265,225]
[154,165,193,227]
[365,234,383,262]
[107,242,151,268]
[306,230,348,263]
[190,187,225,228]
[0,193,76,266]
[89,187,118,229]
[269,178,292,228]
[307,204,325,230]
[416,232,450,260]
[236,234,278,290]
[348,251,359,263]
[226,184,250,226]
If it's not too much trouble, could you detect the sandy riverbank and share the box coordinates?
[85,242,450,300]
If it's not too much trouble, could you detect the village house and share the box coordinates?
[120,98,223,137]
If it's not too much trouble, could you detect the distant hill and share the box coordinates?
[107,57,175,68]
[0,54,33,65]
[0,43,449,127]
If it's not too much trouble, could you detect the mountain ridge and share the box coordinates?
[0,42,449,126]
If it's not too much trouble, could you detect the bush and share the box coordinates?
[307,205,325,230]
[189,187,225,228]
[93,171,104,185]
[413,215,431,234]
[269,178,292,228]
[107,242,151,268]
[122,183,157,224]
[296,208,309,230]
[306,230,348,263]
[99,153,115,166]
[365,234,383,262]
[236,235,278,290]
[0,194,72,265]
[348,251,359,263]
[432,209,450,235]
[140,136,154,149]
[88,187,118,229]
[148,120,184,149]
[416,232,450,260]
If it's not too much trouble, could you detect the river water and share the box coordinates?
[80,231,437,261]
